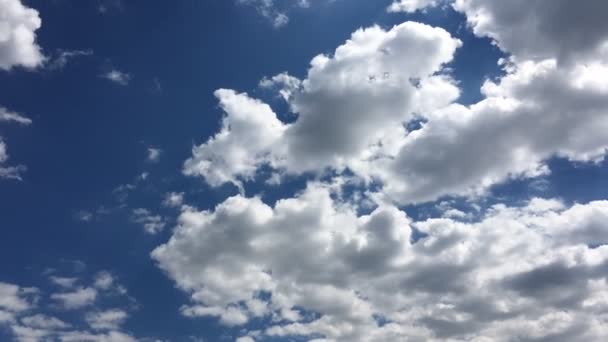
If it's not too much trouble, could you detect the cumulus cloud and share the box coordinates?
[93,271,115,291]
[21,314,70,330]
[1,269,138,342]
[184,22,461,187]
[153,183,608,341]
[0,0,45,70]
[453,0,608,64]
[86,309,128,331]
[51,287,97,310]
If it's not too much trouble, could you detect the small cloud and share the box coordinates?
[0,106,32,125]
[74,210,94,222]
[163,192,184,208]
[131,208,166,234]
[85,309,128,331]
[51,287,97,310]
[102,69,131,85]
[21,314,70,330]
[147,148,161,163]
[49,276,78,289]
[93,271,114,291]
[48,49,93,70]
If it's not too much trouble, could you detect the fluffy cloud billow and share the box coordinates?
[153,183,608,341]
[0,0,45,70]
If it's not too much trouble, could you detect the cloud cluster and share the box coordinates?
[165,1,608,341]
[185,0,608,206]
[0,270,137,342]
[0,106,30,180]
[0,0,45,70]
[153,184,608,341]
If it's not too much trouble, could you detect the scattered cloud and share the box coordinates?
[147,147,162,163]
[86,309,128,331]
[131,208,166,234]
[162,192,184,208]
[49,276,78,289]
[0,107,32,125]
[102,69,131,85]
[47,49,93,70]
[50,287,97,310]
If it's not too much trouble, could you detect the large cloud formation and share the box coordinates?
[0,0,44,70]
[164,1,608,341]
[186,0,608,205]
[154,184,608,341]
[184,21,461,188]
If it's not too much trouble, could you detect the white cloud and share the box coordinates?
[184,22,461,188]
[51,287,97,310]
[48,49,93,70]
[49,276,78,289]
[388,0,441,13]
[372,58,608,203]
[163,192,184,208]
[154,183,608,341]
[131,208,166,234]
[93,271,114,291]
[85,309,128,331]
[453,0,608,64]
[102,69,131,85]
[0,138,26,180]
[21,314,70,330]
[147,147,161,163]
[0,106,32,125]
[0,282,34,313]
[184,88,287,188]
[0,0,45,70]
[238,0,289,28]
[1,271,138,342]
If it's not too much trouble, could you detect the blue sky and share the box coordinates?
[1,0,608,341]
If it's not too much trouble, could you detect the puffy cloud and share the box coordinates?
[1,270,138,342]
[374,58,608,203]
[21,314,70,330]
[184,88,287,188]
[184,22,461,187]
[154,186,608,341]
[131,208,166,235]
[453,0,608,63]
[93,271,114,291]
[85,309,128,331]
[0,282,35,313]
[50,287,97,310]
[0,0,45,70]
